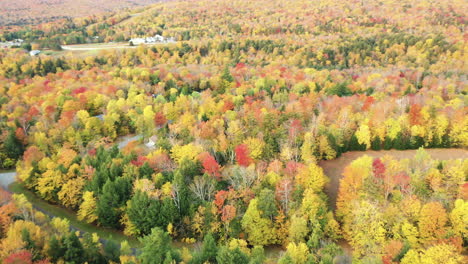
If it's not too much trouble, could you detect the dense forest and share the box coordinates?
[0,0,162,26]
[0,0,466,263]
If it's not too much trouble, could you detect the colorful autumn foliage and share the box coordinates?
[0,0,466,263]
[337,149,467,260]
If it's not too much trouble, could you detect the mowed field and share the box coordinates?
[319,148,468,210]
[42,42,177,58]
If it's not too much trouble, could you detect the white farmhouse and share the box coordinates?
[129,34,175,45]
[154,34,165,42]
[129,38,146,45]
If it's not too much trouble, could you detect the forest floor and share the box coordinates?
[318,148,468,211]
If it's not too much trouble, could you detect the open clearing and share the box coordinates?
[61,41,173,51]
[44,41,176,58]
[61,42,135,51]
[319,148,468,210]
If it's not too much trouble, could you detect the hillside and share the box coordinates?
[0,0,163,26]
[0,0,466,263]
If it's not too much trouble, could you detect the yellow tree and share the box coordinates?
[170,143,203,164]
[288,214,308,243]
[282,242,310,264]
[355,123,371,149]
[36,164,64,201]
[300,188,326,222]
[241,198,276,246]
[295,163,329,192]
[58,177,86,209]
[418,202,448,245]
[449,199,467,238]
[401,244,465,264]
[0,220,45,259]
[243,137,265,160]
[77,191,98,224]
[346,200,387,258]
[301,132,316,162]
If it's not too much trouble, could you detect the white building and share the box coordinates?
[129,34,175,45]
[29,50,41,56]
[145,136,157,148]
[129,38,146,45]
[154,35,165,42]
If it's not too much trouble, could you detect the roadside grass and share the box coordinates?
[8,181,287,257]
[9,182,141,248]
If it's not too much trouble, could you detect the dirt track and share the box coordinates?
[318,148,468,210]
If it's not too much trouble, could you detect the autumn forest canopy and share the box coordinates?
[0,0,467,263]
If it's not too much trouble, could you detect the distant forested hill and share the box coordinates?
[0,0,164,26]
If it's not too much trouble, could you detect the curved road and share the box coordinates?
[0,170,138,254]
[2,147,466,257]
[0,137,142,253]
[0,171,15,189]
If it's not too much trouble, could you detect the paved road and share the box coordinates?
[117,134,143,149]
[0,170,138,254]
[0,171,15,189]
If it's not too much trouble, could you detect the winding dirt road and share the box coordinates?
[319,148,468,210]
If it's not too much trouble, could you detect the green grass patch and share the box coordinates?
[9,182,141,248]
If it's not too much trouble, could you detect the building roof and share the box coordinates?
[29,50,41,56]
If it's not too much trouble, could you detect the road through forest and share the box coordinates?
[1,147,466,256]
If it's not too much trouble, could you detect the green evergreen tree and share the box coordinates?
[384,136,393,150]
[4,129,24,159]
[22,228,42,261]
[278,254,294,264]
[138,228,180,264]
[103,238,121,263]
[127,191,161,235]
[257,188,278,220]
[393,132,407,150]
[250,246,266,264]
[48,236,65,263]
[63,232,85,264]
[139,162,154,179]
[371,137,382,151]
[163,251,174,264]
[82,233,105,264]
[97,180,121,228]
[215,246,249,264]
[200,233,218,263]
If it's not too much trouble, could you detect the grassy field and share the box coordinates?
[43,41,177,58]
[318,148,468,210]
